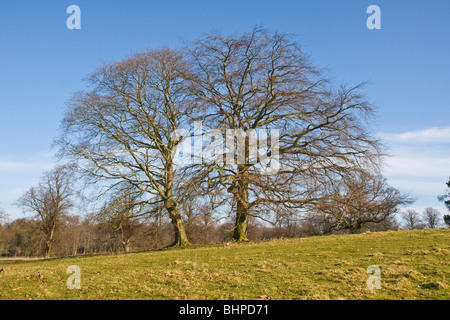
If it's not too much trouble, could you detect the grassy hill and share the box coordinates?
[0,228,449,300]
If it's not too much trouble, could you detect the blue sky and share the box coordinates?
[0,0,449,220]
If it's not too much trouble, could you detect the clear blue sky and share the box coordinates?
[1,0,449,220]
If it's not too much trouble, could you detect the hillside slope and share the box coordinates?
[0,229,449,300]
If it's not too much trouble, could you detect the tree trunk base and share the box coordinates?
[231,232,249,242]
[167,238,191,248]
[167,205,191,248]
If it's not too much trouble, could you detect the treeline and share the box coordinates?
[0,215,172,257]
[0,211,401,258]
[1,197,447,257]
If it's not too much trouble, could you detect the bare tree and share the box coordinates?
[16,166,74,258]
[94,192,143,252]
[186,27,382,241]
[401,210,423,230]
[0,207,7,223]
[0,207,10,256]
[58,49,194,246]
[422,207,441,229]
[180,194,225,243]
[1,218,43,257]
[313,171,413,233]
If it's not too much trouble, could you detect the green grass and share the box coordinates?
[0,228,449,300]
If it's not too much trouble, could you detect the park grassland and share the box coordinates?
[0,229,448,300]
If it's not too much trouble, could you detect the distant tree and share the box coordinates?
[2,218,43,257]
[422,207,441,229]
[55,215,83,256]
[16,165,74,258]
[181,197,221,244]
[94,192,143,252]
[0,208,9,256]
[0,207,7,223]
[313,171,412,233]
[365,215,400,232]
[401,209,423,230]
[301,211,336,236]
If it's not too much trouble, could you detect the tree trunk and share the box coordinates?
[45,228,55,258]
[167,205,191,247]
[45,241,52,259]
[164,159,190,247]
[232,165,249,242]
[122,240,131,253]
[232,202,249,241]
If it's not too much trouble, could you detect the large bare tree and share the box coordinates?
[16,165,74,258]
[186,27,382,241]
[58,48,194,246]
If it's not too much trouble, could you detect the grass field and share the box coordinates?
[0,229,449,300]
